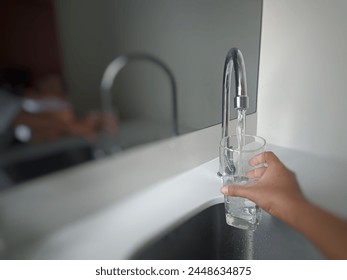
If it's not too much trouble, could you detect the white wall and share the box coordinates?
[258,0,347,161]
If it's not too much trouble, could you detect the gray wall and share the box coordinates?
[54,0,262,133]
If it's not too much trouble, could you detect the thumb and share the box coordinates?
[221,184,251,198]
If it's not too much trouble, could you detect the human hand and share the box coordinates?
[221,151,308,223]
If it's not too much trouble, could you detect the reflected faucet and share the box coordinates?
[218,48,249,176]
[101,53,178,135]
[99,53,178,154]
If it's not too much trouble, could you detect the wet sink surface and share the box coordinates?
[132,203,323,260]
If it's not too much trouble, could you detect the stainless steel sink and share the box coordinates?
[132,203,323,260]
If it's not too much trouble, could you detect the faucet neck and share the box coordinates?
[221,48,249,139]
[219,48,249,176]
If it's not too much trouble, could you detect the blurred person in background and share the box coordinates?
[0,70,118,145]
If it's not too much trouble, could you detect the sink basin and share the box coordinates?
[132,203,323,260]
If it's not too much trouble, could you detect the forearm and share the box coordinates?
[286,201,347,259]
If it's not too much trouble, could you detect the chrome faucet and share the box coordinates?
[219,48,249,176]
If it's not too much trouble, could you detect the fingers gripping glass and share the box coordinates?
[220,135,266,231]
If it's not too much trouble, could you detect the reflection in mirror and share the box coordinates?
[0,0,262,189]
[98,53,178,154]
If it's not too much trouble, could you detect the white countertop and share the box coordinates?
[2,143,347,259]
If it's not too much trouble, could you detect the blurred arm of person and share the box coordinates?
[221,151,347,260]
[13,75,119,143]
[14,109,119,143]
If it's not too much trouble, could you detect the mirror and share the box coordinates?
[0,0,262,188]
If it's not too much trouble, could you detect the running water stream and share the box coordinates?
[236,109,246,181]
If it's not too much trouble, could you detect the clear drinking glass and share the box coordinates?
[220,135,266,231]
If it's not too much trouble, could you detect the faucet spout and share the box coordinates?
[219,48,249,176]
